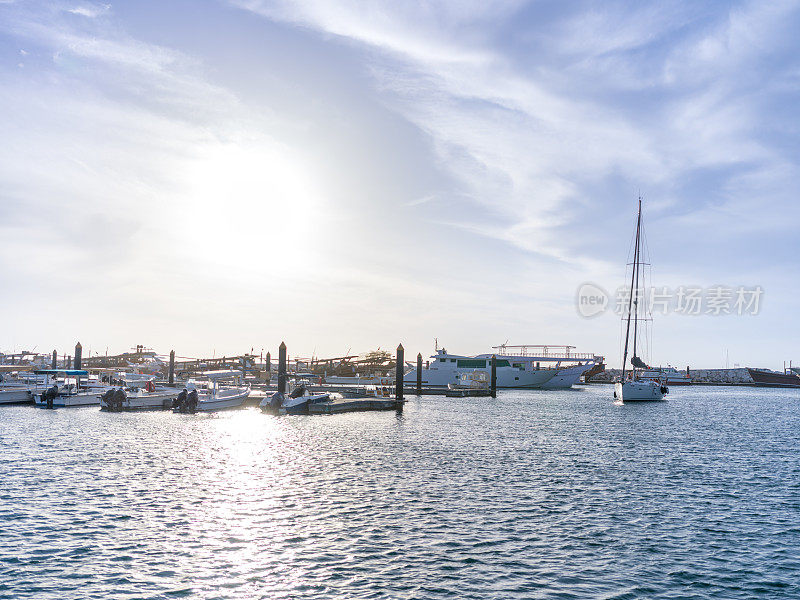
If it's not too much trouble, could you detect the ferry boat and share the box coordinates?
[479,345,601,389]
[403,349,558,389]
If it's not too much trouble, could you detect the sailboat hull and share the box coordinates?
[614,381,667,402]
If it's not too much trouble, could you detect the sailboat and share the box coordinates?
[614,197,669,402]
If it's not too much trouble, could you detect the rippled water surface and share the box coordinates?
[2,385,800,599]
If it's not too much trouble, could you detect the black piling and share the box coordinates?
[168,350,175,386]
[73,343,82,370]
[491,355,497,398]
[51,350,57,369]
[266,351,271,381]
[278,342,287,394]
[395,344,404,407]
[416,352,422,395]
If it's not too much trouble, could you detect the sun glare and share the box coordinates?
[171,141,322,272]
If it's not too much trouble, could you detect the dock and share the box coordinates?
[309,397,403,414]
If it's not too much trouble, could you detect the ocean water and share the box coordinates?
[1,385,799,599]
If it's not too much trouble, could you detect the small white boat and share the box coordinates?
[447,370,489,391]
[32,369,108,408]
[260,383,332,415]
[31,369,107,408]
[0,372,48,405]
[100,376,176,412]
[639,366,691,386]
[174,370,250,413]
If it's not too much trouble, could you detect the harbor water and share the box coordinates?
[2,386,799,599]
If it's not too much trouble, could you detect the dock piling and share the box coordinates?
[278,342,287,394]
[74,343,82,370]
[395,344,404,407]
[51,350,57,369]
[266,351,271,382]
[416,352,422,395]
[491,355,497,398]
[168,350,175,386]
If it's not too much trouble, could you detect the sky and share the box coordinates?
[1,0,798,369]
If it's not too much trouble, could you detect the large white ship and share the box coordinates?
[478,345,601,390]
[403,349,558,389]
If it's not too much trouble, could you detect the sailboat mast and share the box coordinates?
[631,196,642,371]
[621,198,642,381]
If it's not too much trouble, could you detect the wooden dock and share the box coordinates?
[445,388,491,397]
[308,397,403,414]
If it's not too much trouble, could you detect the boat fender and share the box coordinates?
[661,386,668,395]
[613,389,617,399]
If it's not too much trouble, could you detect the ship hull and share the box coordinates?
[747,368,800,388]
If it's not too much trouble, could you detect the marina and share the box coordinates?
[1,2,799,598]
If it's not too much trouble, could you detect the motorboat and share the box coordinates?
[260,383,332,415]
[447,370,489,391]
[0,371,48,405]
[100,375,176,411]
[32,369,109,408]
[173,370,250,413]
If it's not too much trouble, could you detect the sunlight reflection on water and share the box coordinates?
[1,385,799,599]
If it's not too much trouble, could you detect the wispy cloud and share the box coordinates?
[232,0,800,271]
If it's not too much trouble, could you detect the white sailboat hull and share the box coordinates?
[614,380,667,402]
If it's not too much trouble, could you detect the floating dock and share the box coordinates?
[309,397,403,414]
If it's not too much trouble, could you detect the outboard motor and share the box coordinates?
[43,385,59,409]
[112,388,127,411]
[100,389,115,410]
[288,385,306,399]
[173,389,187,411]
[186,389,199,413]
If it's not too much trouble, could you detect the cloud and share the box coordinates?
[231,0,800,273]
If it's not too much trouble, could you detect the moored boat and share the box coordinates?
[639,366,691,386]
[100,376,176,411]
[614,197,667,403]
[173,370,250,413]
[260,383,332,415]
[31,369,107,408]
[746,368,800,388]
[404,349,557,389]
